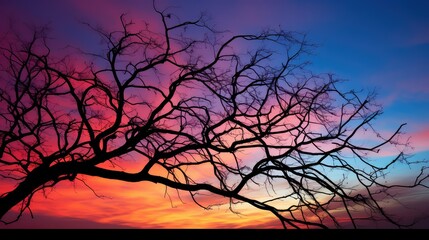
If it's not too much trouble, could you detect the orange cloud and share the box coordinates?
[2,175,283,228]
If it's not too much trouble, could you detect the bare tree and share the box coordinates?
[0,7,427,229]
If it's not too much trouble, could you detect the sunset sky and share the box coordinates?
[1,0,429,229]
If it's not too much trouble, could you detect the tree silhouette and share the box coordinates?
[0,7,427,229]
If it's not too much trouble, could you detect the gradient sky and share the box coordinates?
[1,0,429,229]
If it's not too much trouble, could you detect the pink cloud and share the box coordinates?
[409,128,429,153]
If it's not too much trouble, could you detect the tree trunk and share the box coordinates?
[0,166,51,222]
